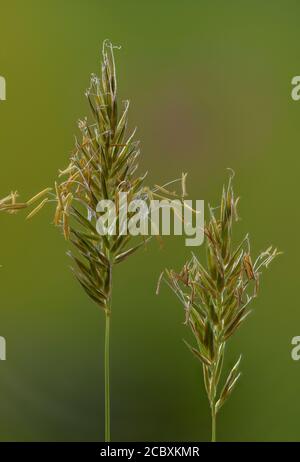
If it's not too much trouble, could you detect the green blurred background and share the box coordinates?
[0,0,297,441]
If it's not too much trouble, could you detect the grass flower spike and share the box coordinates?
[51,40,184,441]
[162,173,280,441]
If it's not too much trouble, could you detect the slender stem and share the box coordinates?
[104,311,111,442]
[211,406,216,442]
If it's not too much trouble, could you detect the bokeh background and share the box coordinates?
[0,0,298,441]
